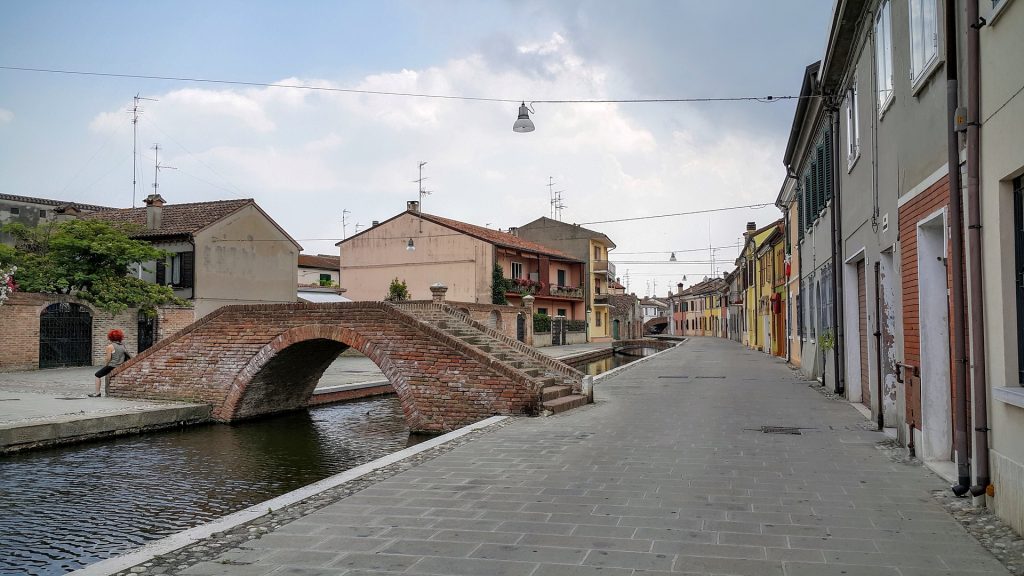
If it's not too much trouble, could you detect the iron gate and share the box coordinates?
[39,303,93,368]
[516,313,526,342]
[552,317,567,346]
[138,310,158,353]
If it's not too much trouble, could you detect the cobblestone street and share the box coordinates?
[124,338,1012,575]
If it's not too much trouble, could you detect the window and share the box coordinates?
[908,0,939,85]
[596,313,602,327]
[9,207,19,215]
[1014,177,1024,385]
[319,273,332,283]
[557,308,567,317]
[38,209,47,218]
[845,79,860,166]
[593,246,601,260]
[875,0,894,109]
[538,308,548,316]
[557,269,566,286]
[595,279,602,294]
[168,252,194,289]
[511,261,523,279]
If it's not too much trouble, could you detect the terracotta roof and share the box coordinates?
[299,254,340,269]
[610,280,626,290]
[0,193,114,212]
[86,199,254,238]
[416,212,581,261]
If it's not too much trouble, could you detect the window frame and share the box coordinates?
[845,78,861,170]
[908,0,940,91]
[874,0,895,115]
[511,261,523,280]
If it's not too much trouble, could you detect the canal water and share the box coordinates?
[0,351,646,575]
[570,350,648,376]
[0,395,420,576]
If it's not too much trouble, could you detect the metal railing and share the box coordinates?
[549,285,584,299]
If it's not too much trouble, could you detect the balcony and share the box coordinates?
[592,259,616,279]
[549,285,584,299]
[593,293,609,305]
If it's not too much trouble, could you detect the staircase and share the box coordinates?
[395,302,588,415]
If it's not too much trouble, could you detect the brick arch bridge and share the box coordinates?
[108,301,584,433]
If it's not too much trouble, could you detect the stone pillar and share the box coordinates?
[522,294,535,346]
[430,282,448,303]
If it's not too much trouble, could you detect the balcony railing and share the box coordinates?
[549,285,584,299]
[592,259,616,278]
[593,293,609,305]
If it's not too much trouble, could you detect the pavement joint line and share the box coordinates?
[67,414,508,576]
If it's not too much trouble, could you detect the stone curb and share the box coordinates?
[592,338,686,383]
[69,415,508,576]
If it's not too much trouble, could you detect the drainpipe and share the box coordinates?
[874,262,885,431]
[945,0,970,497]
[966,0,990,497]
[830,109,845,396]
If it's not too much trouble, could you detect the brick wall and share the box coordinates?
[0,292,194,371]
[898,175,965,432]
[108,301,540,433]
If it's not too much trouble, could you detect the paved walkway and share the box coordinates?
[163,337,1008,576]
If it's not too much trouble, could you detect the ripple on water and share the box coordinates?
[0,395,415,575]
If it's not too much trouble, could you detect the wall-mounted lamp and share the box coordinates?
[513,102,535,133]
[406,238,416,251]
[669,252,677,262]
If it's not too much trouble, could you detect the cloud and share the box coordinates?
[83,30,788,292]
[0,108,13,124]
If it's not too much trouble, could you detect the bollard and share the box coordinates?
[582,375,594,402]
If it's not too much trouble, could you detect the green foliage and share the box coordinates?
[491,263,512,305]
[386,277,409,302]
[533,312,551,333]
[0,219,188,313]
[818,328,835,352]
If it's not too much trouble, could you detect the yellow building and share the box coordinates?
[740,221,781,351]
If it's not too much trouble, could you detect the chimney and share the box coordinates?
[371,220,380,227]
[745,221,756,233]
[144,193,166,230]
[407,200,420,213]
[508,226,518,236]
[676,282,684,295]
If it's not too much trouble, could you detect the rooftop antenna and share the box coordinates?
[151,144,176,195]
[547,176,566,220]
[624,269,631,293]
[129,94,157,207]
[708,217,716,277]
[341,209,351,239]
[414,161,432,211]
[354,222,364,234]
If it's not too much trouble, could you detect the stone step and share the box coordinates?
[541,385,572,402]
[542,394,588,414]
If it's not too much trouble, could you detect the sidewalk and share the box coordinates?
[109,336,1010,576]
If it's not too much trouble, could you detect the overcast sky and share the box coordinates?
[0,1,832,297]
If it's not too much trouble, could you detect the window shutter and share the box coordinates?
[815,144,825,214]
[824,129,834,204]
[180,251,195,289]
[155,259,166,285]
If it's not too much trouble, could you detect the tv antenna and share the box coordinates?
[151,144,176,195]
[414,161,432,210]
[129,94,158,207]
[341,209,351,239]
[624,269,631,293]
[547,176,566,220]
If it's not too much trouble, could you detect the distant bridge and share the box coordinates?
[108,301,586,433]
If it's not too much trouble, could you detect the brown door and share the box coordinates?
[857,261,869,406]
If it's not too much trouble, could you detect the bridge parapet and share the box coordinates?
[108,301,554,432]
[612,338,680,355]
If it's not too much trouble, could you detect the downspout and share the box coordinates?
[188,236,197,302]
[874,261,885,430]
[945,0,971,497]
[966,0,990,497]
[830,108,845,396]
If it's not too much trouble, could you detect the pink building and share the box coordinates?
[338,202,585,320]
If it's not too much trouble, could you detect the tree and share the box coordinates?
[492,263,512,305]
[385,277,409,302]
[1,219,188,314]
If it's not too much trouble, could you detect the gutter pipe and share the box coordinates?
[945,0,971,497]
[966,0,990,497]
[830,108,845,396]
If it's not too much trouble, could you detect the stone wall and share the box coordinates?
[0,292,194,371]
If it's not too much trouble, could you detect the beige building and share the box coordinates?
[338,202,585,320]
[978,0,1024,534]
[515,217,617,342]
[90,194,300,317]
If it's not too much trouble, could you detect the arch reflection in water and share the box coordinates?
[0,395,421,576]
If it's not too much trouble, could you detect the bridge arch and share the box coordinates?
[220,324,418,423]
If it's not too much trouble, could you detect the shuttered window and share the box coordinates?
[179,251,194,289]
[155,259,166,285]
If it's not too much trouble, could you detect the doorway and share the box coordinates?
[39,303,93,368]
[917,214,952,463]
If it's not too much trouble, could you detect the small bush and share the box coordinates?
[533,312,551,333]
[567,319,587,332]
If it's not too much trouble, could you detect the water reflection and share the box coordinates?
[0,396,415,576]
[571,350,648,376]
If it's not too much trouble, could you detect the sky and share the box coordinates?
[0,1,833,298]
